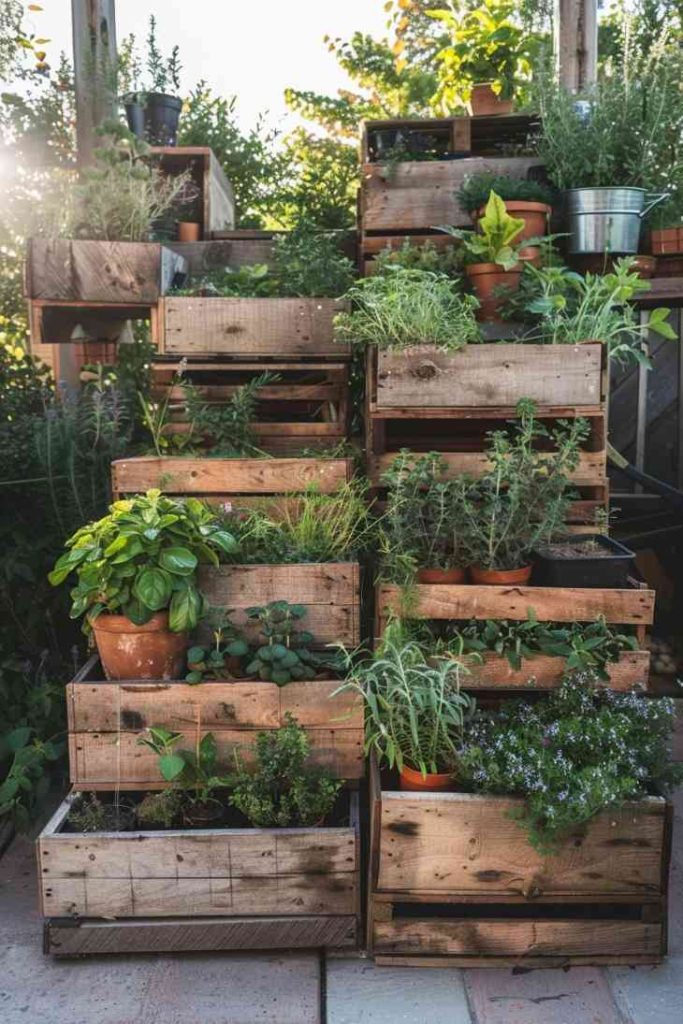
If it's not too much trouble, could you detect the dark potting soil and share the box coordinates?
[539,539,611,559]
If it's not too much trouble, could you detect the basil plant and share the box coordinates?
[49,490,237,633]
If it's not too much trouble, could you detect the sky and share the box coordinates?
[28,0,391,129]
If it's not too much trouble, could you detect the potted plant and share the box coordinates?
[461,399,587,584]
[339,629,473,792]
[243,601,335,685]
[48,490,238,680]
[139,727,231,825]
[429,0,537,116]
[531,534,636,589]
[185,608,249,683]
[440,191,535,321]
[457,173,554,240]
[380,451,470,584]
[120,17,183,146]
[229,714,343,826]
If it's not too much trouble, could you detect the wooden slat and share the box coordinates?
[200,563,361,647]
[461,649,650,690]
[376,791,665,897]
[160,297,350,357]
[372,918,662,958]
[45,914,357,955]
[111,457,353,496]
[377,583,655,627]
[369,451,606,487]
[375,345,603,409]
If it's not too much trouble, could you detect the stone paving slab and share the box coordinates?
[465,966,626,1024]
[326,957,472,1023]
[609,957,683,1024]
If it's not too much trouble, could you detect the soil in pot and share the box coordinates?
[470,565,532,585]
[532,534,636,589]
[417,567,467,584]
[477,201,551,243]
[466,262,522,322]
[400,764,454,792]
[91,611,187,681]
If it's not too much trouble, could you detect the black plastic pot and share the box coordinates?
[144,93,183,146]
[531,534,636,589]
[124,98,145,140]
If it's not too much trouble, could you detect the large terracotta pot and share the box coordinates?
[477,200,551,243]
[400,764,454,792]
[469,83,513,117]
[470,565,532,585]
[466,261,522,322]
[417,567,466,584]
[91,611,187,681]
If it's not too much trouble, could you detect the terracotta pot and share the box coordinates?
[178,221,202,242]
[400,764,454,792]
[477,201,551,243]
[466,262,522,322]
[91,612,187,681]
[651,227,683,256]
[469,83,513,117]
[417,567,466,584]
[633,255,656,279]
[470,565,533,585]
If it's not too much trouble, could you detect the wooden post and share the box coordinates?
[555,0,598,92]
[71,0,118,168]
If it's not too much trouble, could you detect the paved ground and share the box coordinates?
[1,790,681,1024]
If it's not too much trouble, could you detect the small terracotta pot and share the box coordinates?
[400,764,454,792]
[417,567,466,585]
[466,262,522,322]
[178,221,202,242]
[477,201,551,243]
[470,565,533,585]
[91,611,187,681]
[469,83,513,117]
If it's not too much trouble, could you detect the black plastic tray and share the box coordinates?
[531,534,636,589]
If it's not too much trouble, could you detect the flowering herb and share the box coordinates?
[459,673,682,852]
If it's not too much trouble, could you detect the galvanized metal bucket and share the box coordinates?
[565,187,668,254]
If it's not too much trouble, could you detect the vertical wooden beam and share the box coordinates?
[555,0,598,92]
[71,0,118,168]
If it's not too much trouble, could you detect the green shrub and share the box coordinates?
[457,173,555,214]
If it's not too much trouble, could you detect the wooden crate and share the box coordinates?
[165,237,278,275]
[25,240,187,303]
[367,757,670,967]
[376,582,654,691]
[158,296,351,359]
[151,146,235,238]
[361,115,539,163]
[39,788,360,955]
[150,358,350,454]
[28,299,160,348]
[110,455,354,507]
[66,656,364,789]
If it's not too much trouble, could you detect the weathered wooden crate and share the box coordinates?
[28,299,160,348]
[110,455,354,505]
[367,757,671,967]
[158,296,351,358]
[361,115,539,163]
[39,788,360,956]
[25,240,187,303]
[151,145,235,238]
[67,656,363,789]
[150,358,350,454]
[376,581,654,691]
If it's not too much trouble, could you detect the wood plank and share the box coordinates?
[199,563,361,647]
[375,345,603,408]
[111,456,353,496]
[376,792,665,896]
[369,450,606,487]
[45,914,357,955]
[372,918,661,957]
[160,297,350,358]
[26,240,186,302]
[461,650,650,691]
[376,583,655,627]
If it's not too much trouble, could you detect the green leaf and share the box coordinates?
[159,547,198,576]
[185,670,204,685]
[187,646,206,663]
[169,585,202,632]
[159,753,186,781]
[6,727,32,752]
[134,567,173,611]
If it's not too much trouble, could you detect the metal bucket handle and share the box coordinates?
[640,192,669,219]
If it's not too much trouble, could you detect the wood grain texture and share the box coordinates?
[199,563,361,647]
[372,918,662,958]
[26,240,186,302]
[369,450,606,487]
[160,297,350,357]
[376,583,655,627]
[45,914,358,955]
[461,649,650,691]
[111,456,353,496]
[375,345,603,408]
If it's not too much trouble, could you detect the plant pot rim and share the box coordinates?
[564,186,648,195]
[466,262,522,277]
[401,762,453,780]
[90,611,170,634]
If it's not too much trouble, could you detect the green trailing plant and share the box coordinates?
[519,259,676,367]
[373,239,463,278]
[338,627,474,777]
[48,490,238,634]
[459,673,683,851]
[185,608,249,684]
[334,268,482,351]
[439,190,527,269]
[244,601,325,686]
[457,173,555,214]
[380,451,470,583]
[138,727,231,810]
[0,726,62,830]
[460,399,588,571]
[229,714,343,827]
